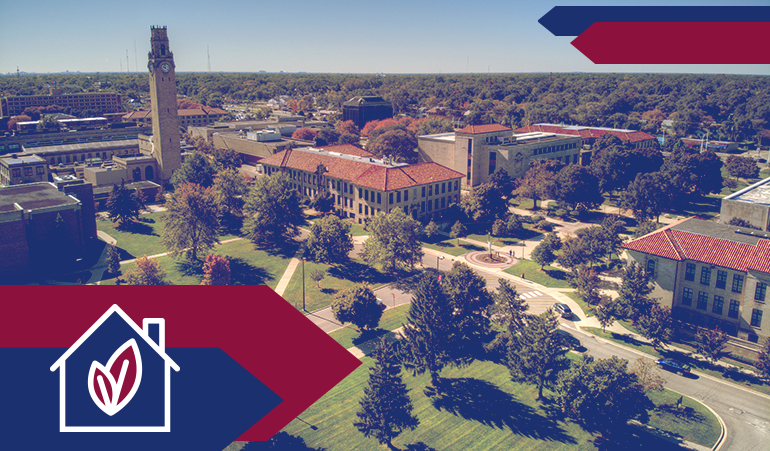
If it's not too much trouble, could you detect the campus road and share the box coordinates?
[563,325,770,451]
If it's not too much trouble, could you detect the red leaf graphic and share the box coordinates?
[92,367,112,406]
[88,339,143,416]
[111,344,139,406]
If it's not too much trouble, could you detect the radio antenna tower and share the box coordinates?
[134,40,139,73]
[207,46,211,72]
[126,49,130,72]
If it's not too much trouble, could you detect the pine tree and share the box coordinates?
[105,243,121,276]
[402,274,455,386]
[617,262,655,321]
[106,180,142,227]
[354,339,419,450]
[443,261,494,364]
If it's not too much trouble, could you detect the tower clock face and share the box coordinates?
[161,63,171,73]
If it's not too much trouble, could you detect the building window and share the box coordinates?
[11,168,20,178]
[359,188,363,198]
[716,270,727,289]
[685,263,696,281]
[751,309,763,328]
[732,274,744,293]
[344,183,348,193]
[365,205,369,215]
[389,193,393,204]
[455,180,459,190]
[364,190,369,201]
[377,193,381,204]
[441,197,446,209]
[712,296,724,315]
[421,186,426,198]
[728,300,740,319]
[700,267,711,286]
[36,166,45,175]
[396,191,401,203]
[421,201,425,213]
[682,287,693,306]
[24,167,33,176]
[756,282,768,302]
[404,190,408,202]
[359,204,362,214]
[697,291,708,310]
[646,260,655,278]
[428,185,432,196]
[442,182,446,194]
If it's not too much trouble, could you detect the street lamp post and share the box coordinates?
[301,256,306,311]
[437,255,444,270]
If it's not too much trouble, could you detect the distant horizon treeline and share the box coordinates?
[1,72,768,143]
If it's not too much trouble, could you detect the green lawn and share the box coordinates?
[466,234,521,248]
[279,356,719,451]
[96,211,169,258]
[102,238,291,288]
[504,259,572,288]
[281,258,400,313]
[422,238,485,257]
[647,389,721,447]
[328,304,411,349]
[583,327,770,396]
[565,291,595,318]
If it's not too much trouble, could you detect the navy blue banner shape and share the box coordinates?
[1,348,282,451]
[539,6,770,36]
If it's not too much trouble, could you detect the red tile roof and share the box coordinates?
[514,124,654,144]
[456,124,512,134]
[623,222,770,273]
[123,107,228,120]
[260,149,464,192]
[316,144,372,157]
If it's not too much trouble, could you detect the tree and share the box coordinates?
[354,339,419,450]
[291,128,317,141]
[423,220,439,240]
[617,262,655,321]
[242,172,304,247]
[633,221,660,239]
[444,262,495,363]
[449,220,467,245]
[629,358,665,393]
[635,304,674,349]
[306,214,353,264]
[590,146,634,200]
[489,169,515,195]
[367,129,418,163]
[725,155,759,180]
[506,214,524,237]
[106,181,143,227]
[620,172,671,223]
[574,226,609,266]
[310,269,325,289]
[508,309,569,400]
[557,235,589,272]
[600,215,626,259]
[337,120,359,136]
[662,148,723,201]
[331,284,383,331]
[316,129,340,146]
[555,164,603,214]
[7,115,32,131]
[596,302,617,332]
[161,183,220,261]
[105,243,121,276]
[531,240,556,270]
[488,279,529,353]
[555,355,653,436]
[309,190,335,214]
[338,133,360,145]
[756,338,770,381]
[212,147,242,171]
[491,218,507,237]
[402,274,455,386]
[171,151,217,188]
[201,254,230,285]
[513,159,561,209]
[570,266,602,306]
[461,182,508,222]
[363,208,423,272]
[212,168,248,228]
[123,256,169,285]
[695,326,729,366]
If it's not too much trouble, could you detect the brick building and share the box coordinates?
[1,89,123,117]
[123,107,229,128]
[623,217,770,344]
[260,145,464,223]
[0,154,48,186]
[514,123,656,149]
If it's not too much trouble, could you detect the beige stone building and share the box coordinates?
[418,124,581,187]
[623,217,770,344]
[0,154,48,186]
[721,176,770,232]
[260,146,464,223]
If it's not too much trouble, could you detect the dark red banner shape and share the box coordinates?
[572,22,770,64]
[0,286,361,441]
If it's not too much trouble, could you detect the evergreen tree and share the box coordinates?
[106,181,142,227]
[160,183,220,261]
[402,274,455,386]
[105,243,121,276]
[487,279,529,356]
[507,309,569,400]
[617,262,655,321]
[443,262,495,363]
[354,339,419,450]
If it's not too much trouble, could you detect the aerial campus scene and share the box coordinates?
[0,1,769,450]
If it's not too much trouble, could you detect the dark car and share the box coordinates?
[556,329,582,350]
[656,359,691,376]
[553,303,573,319]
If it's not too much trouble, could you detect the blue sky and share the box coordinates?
[1,0,768,75]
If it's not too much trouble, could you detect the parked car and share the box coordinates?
[556,329,582,350]
[553,303,573,319]
[656,359,691,376]
[376,298,386,310]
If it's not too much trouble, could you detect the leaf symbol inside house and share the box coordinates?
[88,339,144,416]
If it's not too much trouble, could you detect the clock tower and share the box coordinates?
[146,26,181,182]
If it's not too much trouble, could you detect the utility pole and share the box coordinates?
[207,46,211,72]
[301,256,306,311]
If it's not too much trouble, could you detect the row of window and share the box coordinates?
[682,287,764,327]
[7,166,46,178]
[533,142,579,155]
[44,151,112,165]
[683,263,768,301]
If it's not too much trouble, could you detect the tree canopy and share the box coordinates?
[106,181,143,227]
[306,214,354,264]
[171,151,217,188]
[242,172,305,247]
[331,284,383,331]
[160,182,220,261]
[363,208,423,272]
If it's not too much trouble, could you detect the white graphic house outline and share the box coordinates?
[50,305,181,433]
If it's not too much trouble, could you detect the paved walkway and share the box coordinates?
[273,247,305,296]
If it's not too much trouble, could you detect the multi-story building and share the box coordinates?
[720,176,770,232]
[0,89,123,117]
[418,124,582,187]
[123,107,229,128]
[0,154,48,186]
[623,217,770,344]
[514,123,656,149]
[342,96,393,129]
[260,146,464,223]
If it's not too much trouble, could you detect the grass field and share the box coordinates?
[328,304,411,349]
[102,238,292,288]
[646,389,721,447]
[422,238,484,257]
[279,357,720,451]
[504,259,572,289]
[96,212,169,259]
